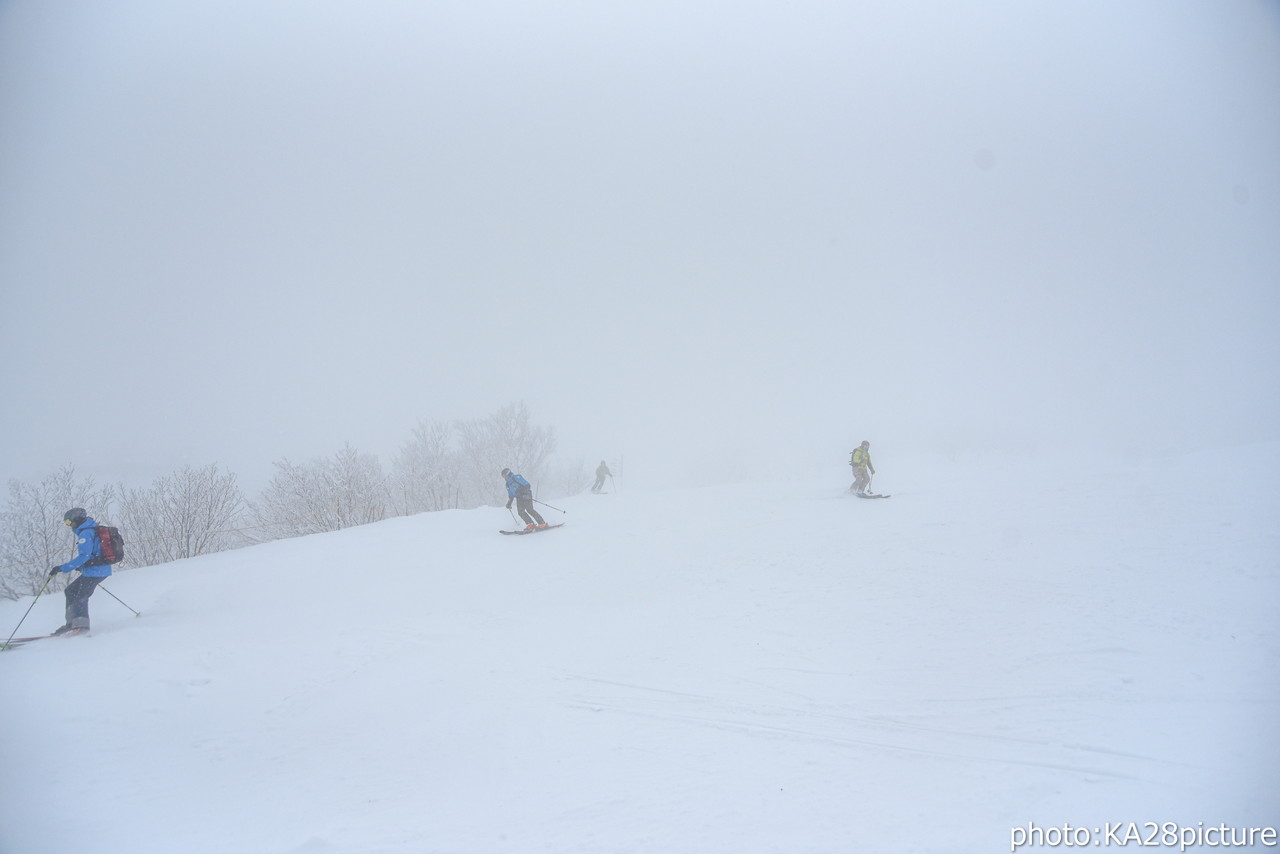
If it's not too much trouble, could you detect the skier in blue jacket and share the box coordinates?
[48,507,111,635]
[502,468,547,531]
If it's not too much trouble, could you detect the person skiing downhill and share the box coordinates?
[591,460,612,493]
[48,507,111,635]
[502,468,547,531]
[849,441,876,495]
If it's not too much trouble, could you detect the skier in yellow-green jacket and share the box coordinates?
[849,441,875,494]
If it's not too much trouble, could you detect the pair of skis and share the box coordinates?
[499,523,566,536]
[1,629,87,650]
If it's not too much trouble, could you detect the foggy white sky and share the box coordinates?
[2,0,1278,492]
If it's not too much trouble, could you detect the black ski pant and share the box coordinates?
[591,475,606,492]
[515,494,545,526]
[65,575,104,628]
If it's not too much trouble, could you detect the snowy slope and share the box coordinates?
[2,447,1277,854]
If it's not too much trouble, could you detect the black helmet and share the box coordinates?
[500,468,511,478]
[63,507,87,527]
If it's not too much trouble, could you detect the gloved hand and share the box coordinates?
[505,500,513,509]
[49,566,61,577]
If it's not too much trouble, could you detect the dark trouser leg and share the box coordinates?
[517,496,545,526]
[592,476,604,492]
[65,575,104,629]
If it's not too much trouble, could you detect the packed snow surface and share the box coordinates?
[3,448,1277,854]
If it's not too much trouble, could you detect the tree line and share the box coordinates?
[1,402,578,600]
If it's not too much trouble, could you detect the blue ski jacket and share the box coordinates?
[54,517,112,578]
[504,473,532,499]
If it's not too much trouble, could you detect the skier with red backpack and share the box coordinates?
[48,507,119,636]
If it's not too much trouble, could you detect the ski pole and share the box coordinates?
[533,498,566,514]
[97,584,140,617]
[3,574,53,649]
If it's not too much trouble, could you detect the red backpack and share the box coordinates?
[87,525,125,566]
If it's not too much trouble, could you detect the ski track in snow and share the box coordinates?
[558,672,1174,780]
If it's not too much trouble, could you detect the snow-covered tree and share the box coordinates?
[455,401,557,506]
[388,419,465,515]
[117,464,247,566]
[250,444,386,539]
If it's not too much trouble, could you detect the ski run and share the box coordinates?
[2,446,1277,854]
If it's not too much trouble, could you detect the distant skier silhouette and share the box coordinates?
[591,461,612,493]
